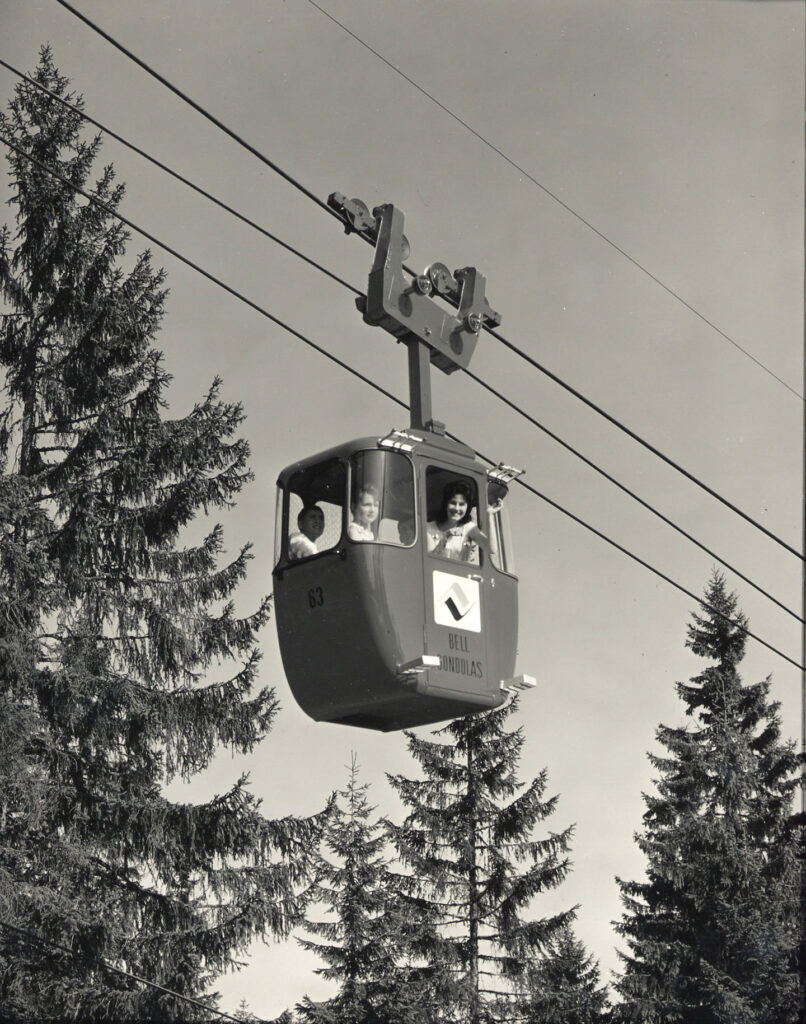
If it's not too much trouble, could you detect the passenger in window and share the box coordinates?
[289,504,325,560]
[426,481,486,562]
[397,516,416,546]
[348,484,379,542]
[487,479,508,514]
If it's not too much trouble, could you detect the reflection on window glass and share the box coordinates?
[486,478,514,574]
[349,450,415,546]
[274,487,285,566]
[285,459,345,561]
[425,468,481,565]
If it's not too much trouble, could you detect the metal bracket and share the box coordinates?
[378,428,425,452]
[369,203,500,374]
[328,193,411,260]
[397,655,441,674]
[488,464,524,485]
[499,674,537,694]
[329,194,501,375]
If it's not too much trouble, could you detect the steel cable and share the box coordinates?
[1,132,801,670]
[45,2,805,560]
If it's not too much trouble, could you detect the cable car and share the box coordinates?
[273,199,534,730]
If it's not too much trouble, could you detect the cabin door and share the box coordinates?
[420,462,492,702]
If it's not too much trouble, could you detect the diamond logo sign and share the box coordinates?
[432,571,481,633]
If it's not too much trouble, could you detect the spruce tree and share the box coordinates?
[386,696,576,1024]
[613,571,801,1023]
[0,48,325,1021]
[522,923,609,1023]
[296,757,436,1024]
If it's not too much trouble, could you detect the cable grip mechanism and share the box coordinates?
[328,193,501,375]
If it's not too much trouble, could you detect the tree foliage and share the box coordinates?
[0,48,325,1021]
[386,697,576,1024]
[613,572,801,1023]
[296,757,439,1024]
[522,923,609,1023]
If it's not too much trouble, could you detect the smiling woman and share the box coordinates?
[426,475,484,564]
[348,483,380,541]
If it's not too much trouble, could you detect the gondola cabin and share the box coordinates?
[273,429,521,730]
[272,196,534,730]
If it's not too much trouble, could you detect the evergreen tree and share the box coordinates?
[613,571,801,1023]
[296,757,437,1024]
[233,997,260,1022]
[386,696,576,1024]
[0,49,326,1021]
[522,923,609,1023]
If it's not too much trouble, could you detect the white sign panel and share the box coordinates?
[432,571,481,633]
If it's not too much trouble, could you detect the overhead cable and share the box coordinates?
[44,4,804,561]
[0,918,262,1024]
[2,57,799,621]
[1,134,801,672]
[305,0,803,404]
[53,0,342,228]
[483,324,803,560]
[0,56,361,299]
[0,135,405,438]
[464,366,803,624]
[472,446,804,673]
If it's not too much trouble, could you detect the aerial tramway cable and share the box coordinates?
[305,0,804,405]
[0,132,801,672]
[48,0,805,561]
[0,57,800,628]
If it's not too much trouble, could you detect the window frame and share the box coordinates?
[487,497,516,577]
[280,457,349,566]
[346,448,418,550]
[423,464,484,567]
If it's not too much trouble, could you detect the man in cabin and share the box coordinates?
[289,504,325,559]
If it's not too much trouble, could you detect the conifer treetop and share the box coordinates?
[613,573,801,1023]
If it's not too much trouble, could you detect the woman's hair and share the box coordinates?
[351,482,379,509]
[438,480,474,526]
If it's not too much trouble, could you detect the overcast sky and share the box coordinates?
[1,1,803,1017]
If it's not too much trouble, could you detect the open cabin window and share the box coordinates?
[487,476,515,575]
[424,467,481,566]
[280,458,346,563]
[348,449,416,546]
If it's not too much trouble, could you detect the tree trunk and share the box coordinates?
[467,731,480,1024]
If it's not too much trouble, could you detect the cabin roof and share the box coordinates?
[276,427,481,485]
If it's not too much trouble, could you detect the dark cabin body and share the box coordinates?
[273,429,519,731]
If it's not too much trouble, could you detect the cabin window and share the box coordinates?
[284,458,346,562]
[348,450,415,546]
[487,478,515,575]
[424,467,481,565]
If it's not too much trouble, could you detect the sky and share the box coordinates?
[1,0,803,1017]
